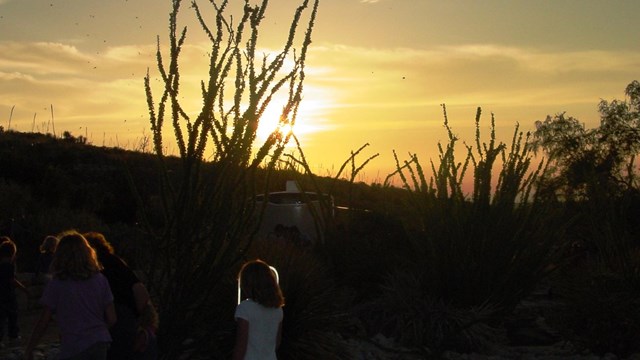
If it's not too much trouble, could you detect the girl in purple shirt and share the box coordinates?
[24,230,117,360]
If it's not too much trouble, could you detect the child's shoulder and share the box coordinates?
[237,299,280,311]
[236,299,258,312]
[237,298,255,307]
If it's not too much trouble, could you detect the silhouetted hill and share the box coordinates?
[0,130,162,224]
[0,130,407,268]
[0,130,176,269]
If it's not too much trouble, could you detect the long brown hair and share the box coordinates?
[83,231,114,259]
[238,259,284,308]
[51,230,102,280]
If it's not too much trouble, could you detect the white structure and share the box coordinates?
[254,180,333,244]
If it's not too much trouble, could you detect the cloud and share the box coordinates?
[0,41,94,75]
[293,42,640,148]
[294,42,640,178]
[307,43,640,106]
[2,37,638,163]
[312,43,640,76]
[0,38,334,144]
[0,71,36,82]
[0,40,154,136]
[439,44,640,74]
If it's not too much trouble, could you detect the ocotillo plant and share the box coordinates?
[372,106,565,353]
[141,0,319,358]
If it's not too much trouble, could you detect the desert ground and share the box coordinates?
[3,274,639,360]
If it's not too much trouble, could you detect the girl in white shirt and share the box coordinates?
[233,259,284,360]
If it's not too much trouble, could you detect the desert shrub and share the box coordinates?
[531,80,640,201]
[369,107,566,353]
[7,205,107,272]
[357,269,503,356]
[549,193,640,357]
[281,142,403,302]
[549,271,640,357]
[0,180,32,226]
[29,206,105,236]
[320,209,409,303]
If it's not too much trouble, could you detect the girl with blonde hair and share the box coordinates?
[233,259,284,360]
[24,230,116,360]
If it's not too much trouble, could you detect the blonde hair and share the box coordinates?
[238,259,284,308]
[51,230,102,280]
[39,235,59,254]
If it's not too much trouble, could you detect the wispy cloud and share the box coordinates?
[290,41,640,155]
[0,42,92,75]
[2,38,638,163]
[0,40,153,136]
[440,44,640,73]
[293,42,640,175]
[308,43,640,107]
[0,39,336,143]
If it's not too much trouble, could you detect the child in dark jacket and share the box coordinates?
[0,236,29,346]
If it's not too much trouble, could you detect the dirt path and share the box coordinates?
[0,274,60,359]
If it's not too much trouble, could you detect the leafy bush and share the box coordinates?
[531,80,640,201]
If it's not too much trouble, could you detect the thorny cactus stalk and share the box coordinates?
[141,0,319,357]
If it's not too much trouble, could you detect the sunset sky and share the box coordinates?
[1,0,639,184]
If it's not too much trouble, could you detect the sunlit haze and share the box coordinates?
[1,0,639,184]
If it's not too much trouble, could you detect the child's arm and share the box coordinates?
[132,282,151,313]
[133,328,148,353]
[232,318,249,360]
[105,302,117,328]
[23,306,52,360]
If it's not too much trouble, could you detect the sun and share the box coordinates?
[256,103,293,144]
[255,96,328,146]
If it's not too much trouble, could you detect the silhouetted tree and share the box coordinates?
[531,80,640,201]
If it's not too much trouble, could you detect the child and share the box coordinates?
[233,259,284,360]
[33,235,58,284]
[0,237,29,347]
[84,231,153,360]
[24,230,117,360]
